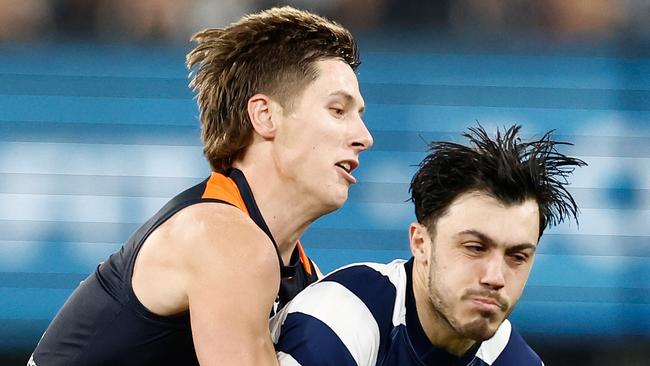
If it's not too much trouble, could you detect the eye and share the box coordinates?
[329,106,345,118]
[509,253,529,264]
[464,243,485,254]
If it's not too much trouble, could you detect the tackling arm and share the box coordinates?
[182,204,281,366]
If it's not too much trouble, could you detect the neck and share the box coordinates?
[412,261,476,356]
[232,161,325,264]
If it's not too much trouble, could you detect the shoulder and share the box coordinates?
[323,259,407,289]
[319,260,407,321]
[168,202,280,292]
[477,320,543,366]
[271,260,408,366]
[173,201,258,236]
[172,202,276,259]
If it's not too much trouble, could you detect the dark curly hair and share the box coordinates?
[410,124,587,237]
[187,6,359,173]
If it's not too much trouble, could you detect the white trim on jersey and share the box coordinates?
[475,319,512,365]
[360,260,408,328]
[271,281,381,366]
[277,352,301,365]
[269,307,284,342]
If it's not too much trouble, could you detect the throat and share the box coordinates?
[279,245,297,266]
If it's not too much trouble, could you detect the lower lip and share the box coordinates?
[471,299,501,312]
[336,166,356,184]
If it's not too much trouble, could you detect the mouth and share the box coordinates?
[470,296,506,313]
[335,159,359,184]
[472,297,501,312]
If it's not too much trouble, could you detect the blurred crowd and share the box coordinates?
[0,0,648,43]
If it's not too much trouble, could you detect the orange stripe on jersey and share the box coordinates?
[296,241,313,276]
[201,172,249,215]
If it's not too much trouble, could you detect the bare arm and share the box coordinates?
[182,204,280,366]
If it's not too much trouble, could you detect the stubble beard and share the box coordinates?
[428,260,501,342]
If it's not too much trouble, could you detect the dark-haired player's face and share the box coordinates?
[414,191,539,342]
[271,59,373,213]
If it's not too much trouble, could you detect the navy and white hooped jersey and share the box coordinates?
[271,258,543,366]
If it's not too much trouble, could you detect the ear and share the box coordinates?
[409,222,431,264]
[247,93,277,139]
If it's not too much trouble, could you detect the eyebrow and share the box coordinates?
[329,90,365,113]
[457,229,537,252]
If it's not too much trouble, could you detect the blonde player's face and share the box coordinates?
[419,191,539,341]
[271,59,373,213]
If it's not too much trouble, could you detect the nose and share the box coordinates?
[350,114,373,152]
[480,254,506,290]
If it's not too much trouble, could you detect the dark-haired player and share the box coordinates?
[29,6,372,366]
[271,125,585,365]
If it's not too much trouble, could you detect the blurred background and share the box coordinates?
[1,0,649,365]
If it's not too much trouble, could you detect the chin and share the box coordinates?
[317,195,346,215]
[457,317,500,342]
[327,195,347,212]
[328,187,349,208]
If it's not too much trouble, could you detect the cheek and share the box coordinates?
[430,264,461,298]
[506,269,531,300]
[436,255,472,286]
[276,129,320,161]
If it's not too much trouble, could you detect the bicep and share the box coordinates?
[188,271,277,365]
[183,210,280,365]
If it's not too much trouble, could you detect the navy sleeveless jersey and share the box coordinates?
[29,168,319,366]
[271,258,543,366]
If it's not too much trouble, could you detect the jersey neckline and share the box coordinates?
[228,168,301,278]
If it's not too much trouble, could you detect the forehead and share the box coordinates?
[301,59,363,104]
[436,191,540,247]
